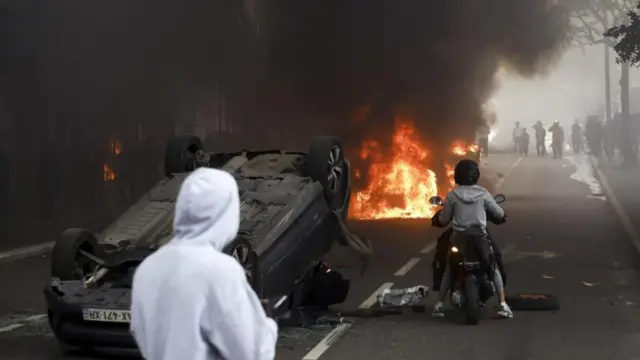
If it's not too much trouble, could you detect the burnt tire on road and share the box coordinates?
[164,135,204,176]
[224,237,262,296]
[506,293,560,311]
[51,228,103,281]
[306,136,349,211]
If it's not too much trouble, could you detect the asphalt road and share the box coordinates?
[1,152,640,360]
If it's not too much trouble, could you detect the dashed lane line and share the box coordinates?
[393,257,421,276]
[420,241,437,255]
[301,282,394,359]
[495,156,523,191]
[301,323,352,360]
[357,282,394,309]
[0,314,47,333]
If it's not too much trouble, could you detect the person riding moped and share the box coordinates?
[430,159,513,319]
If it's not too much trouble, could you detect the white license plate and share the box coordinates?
[82,308,131,323]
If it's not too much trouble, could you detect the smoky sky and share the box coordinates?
[258,0,569,148]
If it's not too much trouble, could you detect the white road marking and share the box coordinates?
[301,282,394,359]
[358,282,394,309]
[301,323,352,360]
[589,156,640,255]
[0,313,48,334]
[420,241,437,254]
[0,324,24,333]
[394,257,421,276]
[0,242,54,264]
[23,314,47,322]
[495,156,523,190]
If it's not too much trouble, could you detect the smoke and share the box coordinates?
[257,0,569,149]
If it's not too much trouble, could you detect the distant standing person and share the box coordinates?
[520,128,530,156]
[513,122,524,153]
[548,121,565,159]
[571,119,583,154]
[585,115,603,157]
[533,121,547,156]
[477,124,490,157]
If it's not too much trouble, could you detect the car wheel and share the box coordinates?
[51,229,104,281]
[305,136,349,210]
[164,135,205,176]
[224,237,262,296]
[506,293,560,311]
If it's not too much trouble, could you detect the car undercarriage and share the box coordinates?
[44,135,371,351]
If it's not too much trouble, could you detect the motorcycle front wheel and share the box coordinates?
[464,274,481,325]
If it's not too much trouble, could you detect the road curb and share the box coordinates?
[0,242,54,265]
[588,155,640,255]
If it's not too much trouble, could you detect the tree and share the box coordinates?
[570,0,638,166]
[604,3,640,65]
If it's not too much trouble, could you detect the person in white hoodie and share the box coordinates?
[130,168,278,360]
[431,160,513,319]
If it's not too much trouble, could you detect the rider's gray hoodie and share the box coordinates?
[437,184,504,232]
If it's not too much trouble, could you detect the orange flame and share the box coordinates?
[349,120,481,220]
[350,119,440,219]
[103,164,117,181]
[111,138,122,156]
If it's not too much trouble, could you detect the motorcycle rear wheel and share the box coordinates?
[464,274,481,325]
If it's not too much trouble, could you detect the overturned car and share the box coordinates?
[44,135,366,350]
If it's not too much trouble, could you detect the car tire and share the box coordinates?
[51,228,103,281]
[305,136,349,211]
[506,293,560,311]
[224,237,262,296]
[164,135,205,176]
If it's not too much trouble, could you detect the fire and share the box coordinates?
[103,138,121,181]
[103,164,117,181]
[349,120,439,219]
[111,138,122,156]
[350,120,481,220]
[451,140,479,156]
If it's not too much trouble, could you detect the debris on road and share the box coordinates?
[581,281,599,287]
[542,274,555,279]
[377,285,428,307]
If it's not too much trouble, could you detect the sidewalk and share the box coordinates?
[590,155,640,253]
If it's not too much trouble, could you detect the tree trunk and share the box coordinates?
[619,61,638,167]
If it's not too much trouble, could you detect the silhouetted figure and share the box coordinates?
[533,121,546,156]
[520,129,530,156]
[512,122,523,153]
[571,119,583,154]
[477,124,490,157]
[585,115,603,157]
[548,121,564,159]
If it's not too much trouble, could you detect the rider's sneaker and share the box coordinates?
[497,302,513,319]
[432,302,445,318]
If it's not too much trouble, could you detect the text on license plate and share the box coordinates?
[83,308,131,323]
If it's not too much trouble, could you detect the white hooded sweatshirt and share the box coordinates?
[130,168,278,360]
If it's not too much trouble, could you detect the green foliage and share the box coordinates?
[605,3,640,65]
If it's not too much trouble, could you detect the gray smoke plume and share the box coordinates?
[258,0,569,149]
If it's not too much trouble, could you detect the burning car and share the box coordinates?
[44,135,361,351]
